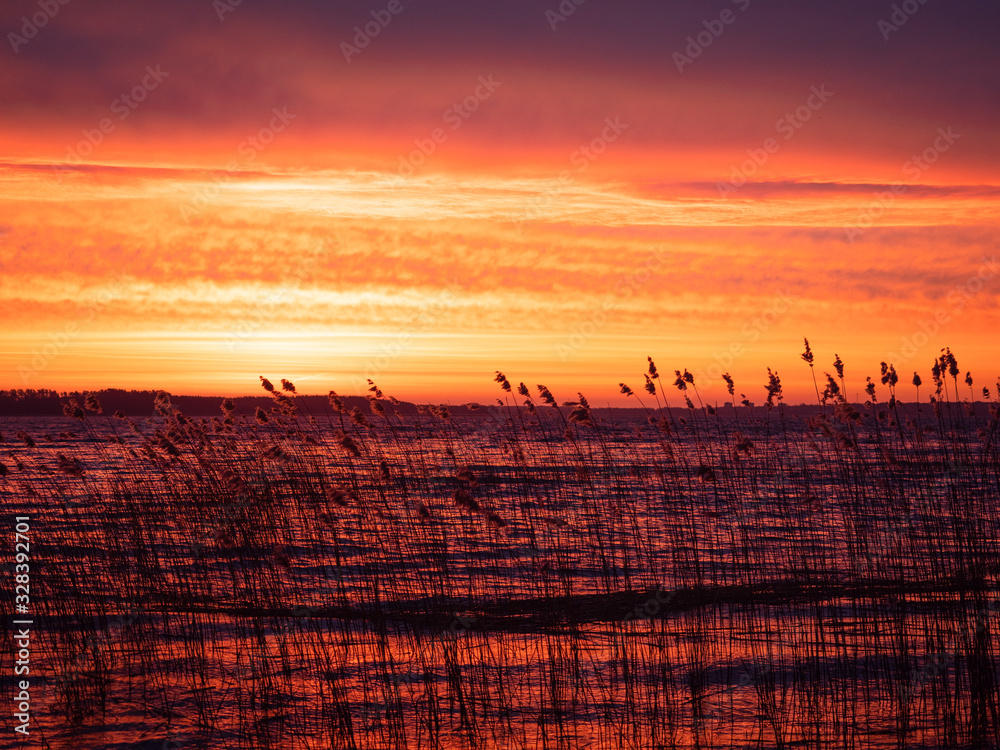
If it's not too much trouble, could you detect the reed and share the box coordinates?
[1,346,998,748]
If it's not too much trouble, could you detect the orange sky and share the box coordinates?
[1,0,998,404]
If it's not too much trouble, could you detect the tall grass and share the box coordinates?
[1,346,998,748]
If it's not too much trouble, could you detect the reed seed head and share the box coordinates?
[801,337,814,367]
[84,393,103,414]
[722,373,735,397]
[532,385,553,406]
[494,372,512,392]
[328,391,344,412]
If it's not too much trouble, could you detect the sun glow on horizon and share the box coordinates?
[2,156,998,403]
[2,0,999,404]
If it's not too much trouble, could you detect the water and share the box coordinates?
[0,402,997,748]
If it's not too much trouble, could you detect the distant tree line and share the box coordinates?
[0,388,383,417]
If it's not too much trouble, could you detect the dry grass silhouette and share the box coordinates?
[2,345,999,748]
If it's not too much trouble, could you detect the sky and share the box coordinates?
[1,0,998,404]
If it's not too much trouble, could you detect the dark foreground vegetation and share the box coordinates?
[1,344,998,748]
